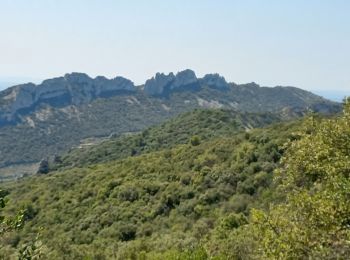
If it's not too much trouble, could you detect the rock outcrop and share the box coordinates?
[0,70,232,123]
[0,69,342,170]
[144,69,199,96]
[171,69,198,89]
[200,73,229,90]
[0,73,135,125]
[0,69,341,127]
[144,72,176,96]
[144,70,232,96]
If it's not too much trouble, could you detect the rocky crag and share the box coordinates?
[0,69,341,171]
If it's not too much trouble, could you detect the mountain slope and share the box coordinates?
[50,109,281,171]
[0,110,304,259]
[0,70,340,171]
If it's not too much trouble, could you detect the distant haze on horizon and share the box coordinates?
[0,0,349,95]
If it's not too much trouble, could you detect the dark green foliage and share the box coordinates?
[50,109,281,171]
[190,135,201,146]
[2,104,346,259]
[0,190,24,235]
[202,103,350,259]
[37,159,49,174]
[248,101,350,259]
[0,111,302,258]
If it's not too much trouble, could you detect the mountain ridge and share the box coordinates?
[0,108,304,258]
[0,69,341,173]
[0,69,339,126]
[0,72,135,125]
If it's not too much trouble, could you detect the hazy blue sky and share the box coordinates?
[0,0,349,96]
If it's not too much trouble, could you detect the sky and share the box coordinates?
[0,0,349,99]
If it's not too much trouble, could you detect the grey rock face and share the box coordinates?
[1,69,340,127]
[1,83,36,122]
[144,72,176,96]
[144,69,198,96]
[171,69,198,89]
[95,76,135,95]
[0,73,136,124]
[36,77,69,103]
[144,70,233,96]
[11,84,36,111]
[201,74,229,90]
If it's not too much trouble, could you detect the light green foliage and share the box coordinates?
[190,135,201,146]
[250,101,350,259]
[0,110,300,258]
[3,104,347,259]
[0,190,42,259]
[0,190,24,235]
[18,232,45,260]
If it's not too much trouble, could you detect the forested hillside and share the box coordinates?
[0,70,340,173]
[1,0,348,258]
[50,109,281,171]
[0,108,301,258]
[1,103,349,259]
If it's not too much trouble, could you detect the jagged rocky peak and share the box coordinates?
[0,72,136,125]
[144,69,234,96]
[63,73,135,93]
[64,72,92,83]
[144,72,176,95]
[201,73,229,90]
[34,72,136,105]
[171,69,197,88]
[240,82,260,88]
[144,69,199,96]
[94,76,135,96]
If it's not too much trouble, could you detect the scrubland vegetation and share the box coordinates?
[1,103,349,259]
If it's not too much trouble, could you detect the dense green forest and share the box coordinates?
[1,104,349,259]
[50,109,281,171]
